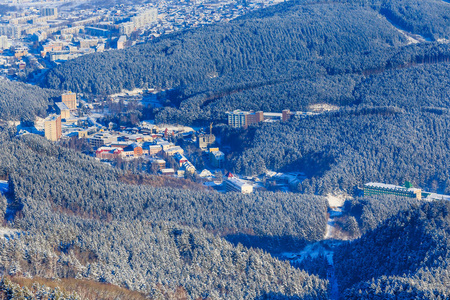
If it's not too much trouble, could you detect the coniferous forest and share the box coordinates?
[0,0,450,298]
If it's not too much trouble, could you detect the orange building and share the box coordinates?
[61,92,77,110]
[44,114,61,141]
[123,143,143,157]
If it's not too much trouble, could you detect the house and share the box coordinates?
[164,146,184,156]
[152,159,166,170]
[174,153,188,166]
[160,168,175,176]
[122,143,143,158]
[182,161,196,174]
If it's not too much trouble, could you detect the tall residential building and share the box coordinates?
[131,8,157,29]
[119,22,134,36]
[282,109,291,122]
[61,92,77,110]
[226,109,264,128]
[0,25,21,39]
[40,7,58,17]
[0,36,9,50]
[44,115,62,142]
[55,102,71,119]
[117,35,127,49]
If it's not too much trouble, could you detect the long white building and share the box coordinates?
[225,177,253,194]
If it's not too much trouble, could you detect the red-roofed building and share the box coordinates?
[96,147,124,160]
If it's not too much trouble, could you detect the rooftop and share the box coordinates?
[227,177,252,188]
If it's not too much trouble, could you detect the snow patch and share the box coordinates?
[0,227,19,238]
[326,194,347,208]
[157,124,195,133]
[308,103,339,112]
[437,38,450,44]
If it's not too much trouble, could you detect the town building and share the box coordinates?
[226,109,264,128]
[55,102,71,119]
[88,133,117,148]
[119,22,134,36]
[160,168,175,176]
[44,114,62,142]
[0,25,21,39]
[61,92,77,110]
[153,159,166,170]
[225,177,253,194]
[210,149,224,168]
[363,182,422,200]
[174,153,188,167]
[0,36,9,50]
[85,26,111,37]
[197,133,215,149]
[123,143,143,157]
[146,144,162,155]
[164,146,184,156]
[96,147,123,160]
[117,35,127,49]
[131,8,157,28]
[40,7,58,17]
[182,161,196,174]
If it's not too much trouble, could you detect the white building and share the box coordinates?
[40,7,58,17]
[225,177,253,194]
[0,25,21,39]
[131,8,157,29]
[0,36,9,50]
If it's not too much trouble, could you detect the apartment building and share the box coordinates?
[44,114,62,142]
[61,92,77,110]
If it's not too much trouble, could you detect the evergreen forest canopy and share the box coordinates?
[1,127,449,299]
[335,200,450,299]
[41,0,450,124]
[0,79,59,121]
[0,130,330,298]
[225,108,450,194]
[0,0,450,298]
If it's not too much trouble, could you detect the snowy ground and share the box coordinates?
[157,124,196,133]
[280,193,352,299]
[308,103,340,112]
[326,194,347,208]
[324,208,343,239]
[0,227,19,239]
[0,180,20,238]
[0,180,8,194]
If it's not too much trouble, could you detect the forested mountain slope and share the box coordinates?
[225,109,450,194]
[42,1,407,96]
[0,128,330,298]
[0,131,327,250]
[335,201,450,299]
[0,79,59,121]
[41,0,450,125]
[6,200,328,299]
[344,194,420,235]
